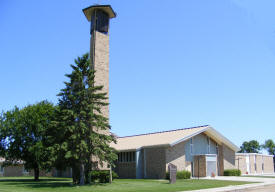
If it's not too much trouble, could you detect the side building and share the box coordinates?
[111,125,239,179]
[235,153,274,175]
[0,158,51,177]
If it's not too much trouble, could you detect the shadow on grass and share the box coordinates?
[0,178,109,189]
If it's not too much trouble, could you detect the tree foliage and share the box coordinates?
[262,139,275,155]
[239,140,261,153]
[54,53,117,185]
[0,101,56,180]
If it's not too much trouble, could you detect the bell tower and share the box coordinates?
[83,5,116,124]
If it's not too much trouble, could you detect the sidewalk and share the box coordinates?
[182,176,275,192]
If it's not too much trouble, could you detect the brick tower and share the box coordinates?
[83,5,116,169]
[83,5,116,129]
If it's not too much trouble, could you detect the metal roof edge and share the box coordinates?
[170,126,210,146]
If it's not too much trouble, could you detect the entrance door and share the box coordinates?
[246,155,250,174]
[206,155,217,177]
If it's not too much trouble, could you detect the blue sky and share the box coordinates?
[0,0,275,150]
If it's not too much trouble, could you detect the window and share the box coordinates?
[216,143,219,154]
[190,138,193,154]
[118,151,136,163]
[207,137,210,153]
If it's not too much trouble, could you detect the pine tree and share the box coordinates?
[56,53,117,185]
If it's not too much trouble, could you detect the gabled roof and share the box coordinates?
[111,125,240,152]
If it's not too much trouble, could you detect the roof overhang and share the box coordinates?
[170,126,240,152]
[83,5,116,21]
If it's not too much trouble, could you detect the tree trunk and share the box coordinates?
[85,162,91,184]
[34,168,39,181]
[72,166,77,184]
[109,167,112,183]
[79,163,85,185]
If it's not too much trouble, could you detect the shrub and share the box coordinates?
[176,170,191,179]
[165,172,170,180]
[166,170,191,180]
[90,170,118,183]
[223,169,241,176]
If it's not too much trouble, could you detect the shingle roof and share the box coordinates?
[111,125,209,151]
[111,125,240,152]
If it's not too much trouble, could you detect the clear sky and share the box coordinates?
[1,0,275,150]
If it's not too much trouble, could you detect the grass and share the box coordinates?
[0,177,251,192]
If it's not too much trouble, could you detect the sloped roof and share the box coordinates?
[111,125,239,152]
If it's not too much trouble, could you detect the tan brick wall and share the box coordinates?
[218,144,224,176]
[165,141,185,171]
[92,31,109,123]
[255,154,262,174]
[235,155,247,174]
[263,156,274,173]
[3,165,24,177]
[193,155,206,177]
[145,147,166,179]
[249,155,256,174]
[90,30,110,170]
[116,162,136,178]
[223,144,235,170]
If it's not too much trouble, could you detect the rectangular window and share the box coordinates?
[216,143,219,154]
[190,138,193,154]
[207,137,210,153]
[118,152,136,163]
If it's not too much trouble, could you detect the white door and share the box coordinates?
[246,156,250,174]
[206,155,217,177]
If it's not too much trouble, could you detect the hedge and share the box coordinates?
[90,170,118,183]
[166,170,191,180]
[223,169,241,176]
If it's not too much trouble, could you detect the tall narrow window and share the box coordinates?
[216,143,219,154]
[207,137,210,153]
[190,138,193,154]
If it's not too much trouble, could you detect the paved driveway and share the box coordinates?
[184,176,275,192]
[240,184,275,192]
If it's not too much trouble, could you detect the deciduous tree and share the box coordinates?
[239,140,261,153]
[0,101,56,181]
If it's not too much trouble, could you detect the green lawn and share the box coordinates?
[0,177,251,192]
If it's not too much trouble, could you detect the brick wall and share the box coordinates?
[255,154,262,174]
[235,155,247,174]
[165,141,185,171]
[263,155,274,173]
[249,155,256,174]
[92,31,109,124]
[3,165,24,177]
[223,144,235,170]
[145,147,166,179]
[116,162,136,178]
[218,144,224,176]
[193,155,206,177]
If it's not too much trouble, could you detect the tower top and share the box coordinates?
[83,5,116,21]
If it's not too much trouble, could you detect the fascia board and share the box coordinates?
[170,126,210,146]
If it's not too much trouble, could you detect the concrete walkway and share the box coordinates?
[183,176,275,192]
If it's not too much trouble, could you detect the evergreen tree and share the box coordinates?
[55,53,117,185]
